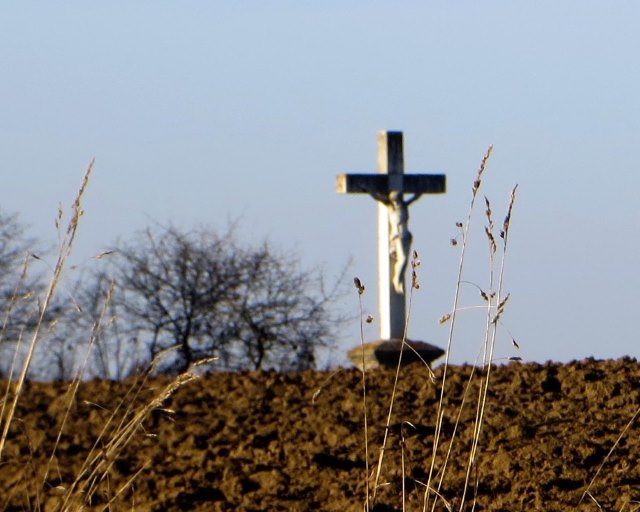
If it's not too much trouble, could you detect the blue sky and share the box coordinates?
[2,2,639,367]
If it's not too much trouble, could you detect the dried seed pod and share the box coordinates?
[484,196,492,220]
[439,313,452,324]
[95,250,116,260]
[502,184,518,241]
[485,226,497,254]
[492,293,511,324]
[496,293,510,313]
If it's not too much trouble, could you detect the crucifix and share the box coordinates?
[336,131,446,341]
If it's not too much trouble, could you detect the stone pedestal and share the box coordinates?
[347,338,444,371]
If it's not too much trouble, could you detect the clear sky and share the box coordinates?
[2,2,639,367]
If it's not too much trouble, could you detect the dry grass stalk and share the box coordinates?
[353,276,370,512]
[0,254,33,428]
[428,362,479,511]
[459,184,517,511]
[372,251,426,504]
[0,159,95,462]
[347,146,517,511]
[41,280,116,497]
[0,253,31,347]
[0,161,202,510]
[56,349,215,509]
[424,147,494,510]
[581,404,640,505]
[101,461,149,511]
[58,371,198,510]
[424,149,519,512]
[351,285,440,507]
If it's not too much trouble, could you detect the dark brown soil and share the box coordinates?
[2,358,640,511]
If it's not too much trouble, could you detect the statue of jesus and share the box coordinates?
[368,190,422,294]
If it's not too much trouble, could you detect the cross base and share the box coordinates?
[347,338,445,371]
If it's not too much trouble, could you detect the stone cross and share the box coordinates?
[336,131,446,340]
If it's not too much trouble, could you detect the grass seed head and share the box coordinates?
[472,145,493,197]
[55,203,63,229]
[501,184,518,240]
[411,251,420,288]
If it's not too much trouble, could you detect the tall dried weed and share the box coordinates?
[352,146,519,511]
[0,162,201,511]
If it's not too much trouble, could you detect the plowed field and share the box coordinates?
[2,358,640,511]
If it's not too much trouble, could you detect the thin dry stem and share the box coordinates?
[430,362,481,507]
[372,252,419,503]
[460,186,517,511]
[0,255,32,428]
[100,461,150,512]
[60,348,178,504]
[425,147,493,510]
[60,372,197,509]
[354,277,370,512]
[401,426,407,512]
[581,404,640,505]
[41,280,116,492]
[0,252,31,346]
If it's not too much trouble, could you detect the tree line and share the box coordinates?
[0,209,346,380]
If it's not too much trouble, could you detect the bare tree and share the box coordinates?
[70,225,345,375]
[222,244,336,370]
[0,210,44,376]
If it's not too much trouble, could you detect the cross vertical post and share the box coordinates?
[377,131,406,339]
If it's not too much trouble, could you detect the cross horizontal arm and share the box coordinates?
[336,173,446,195]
